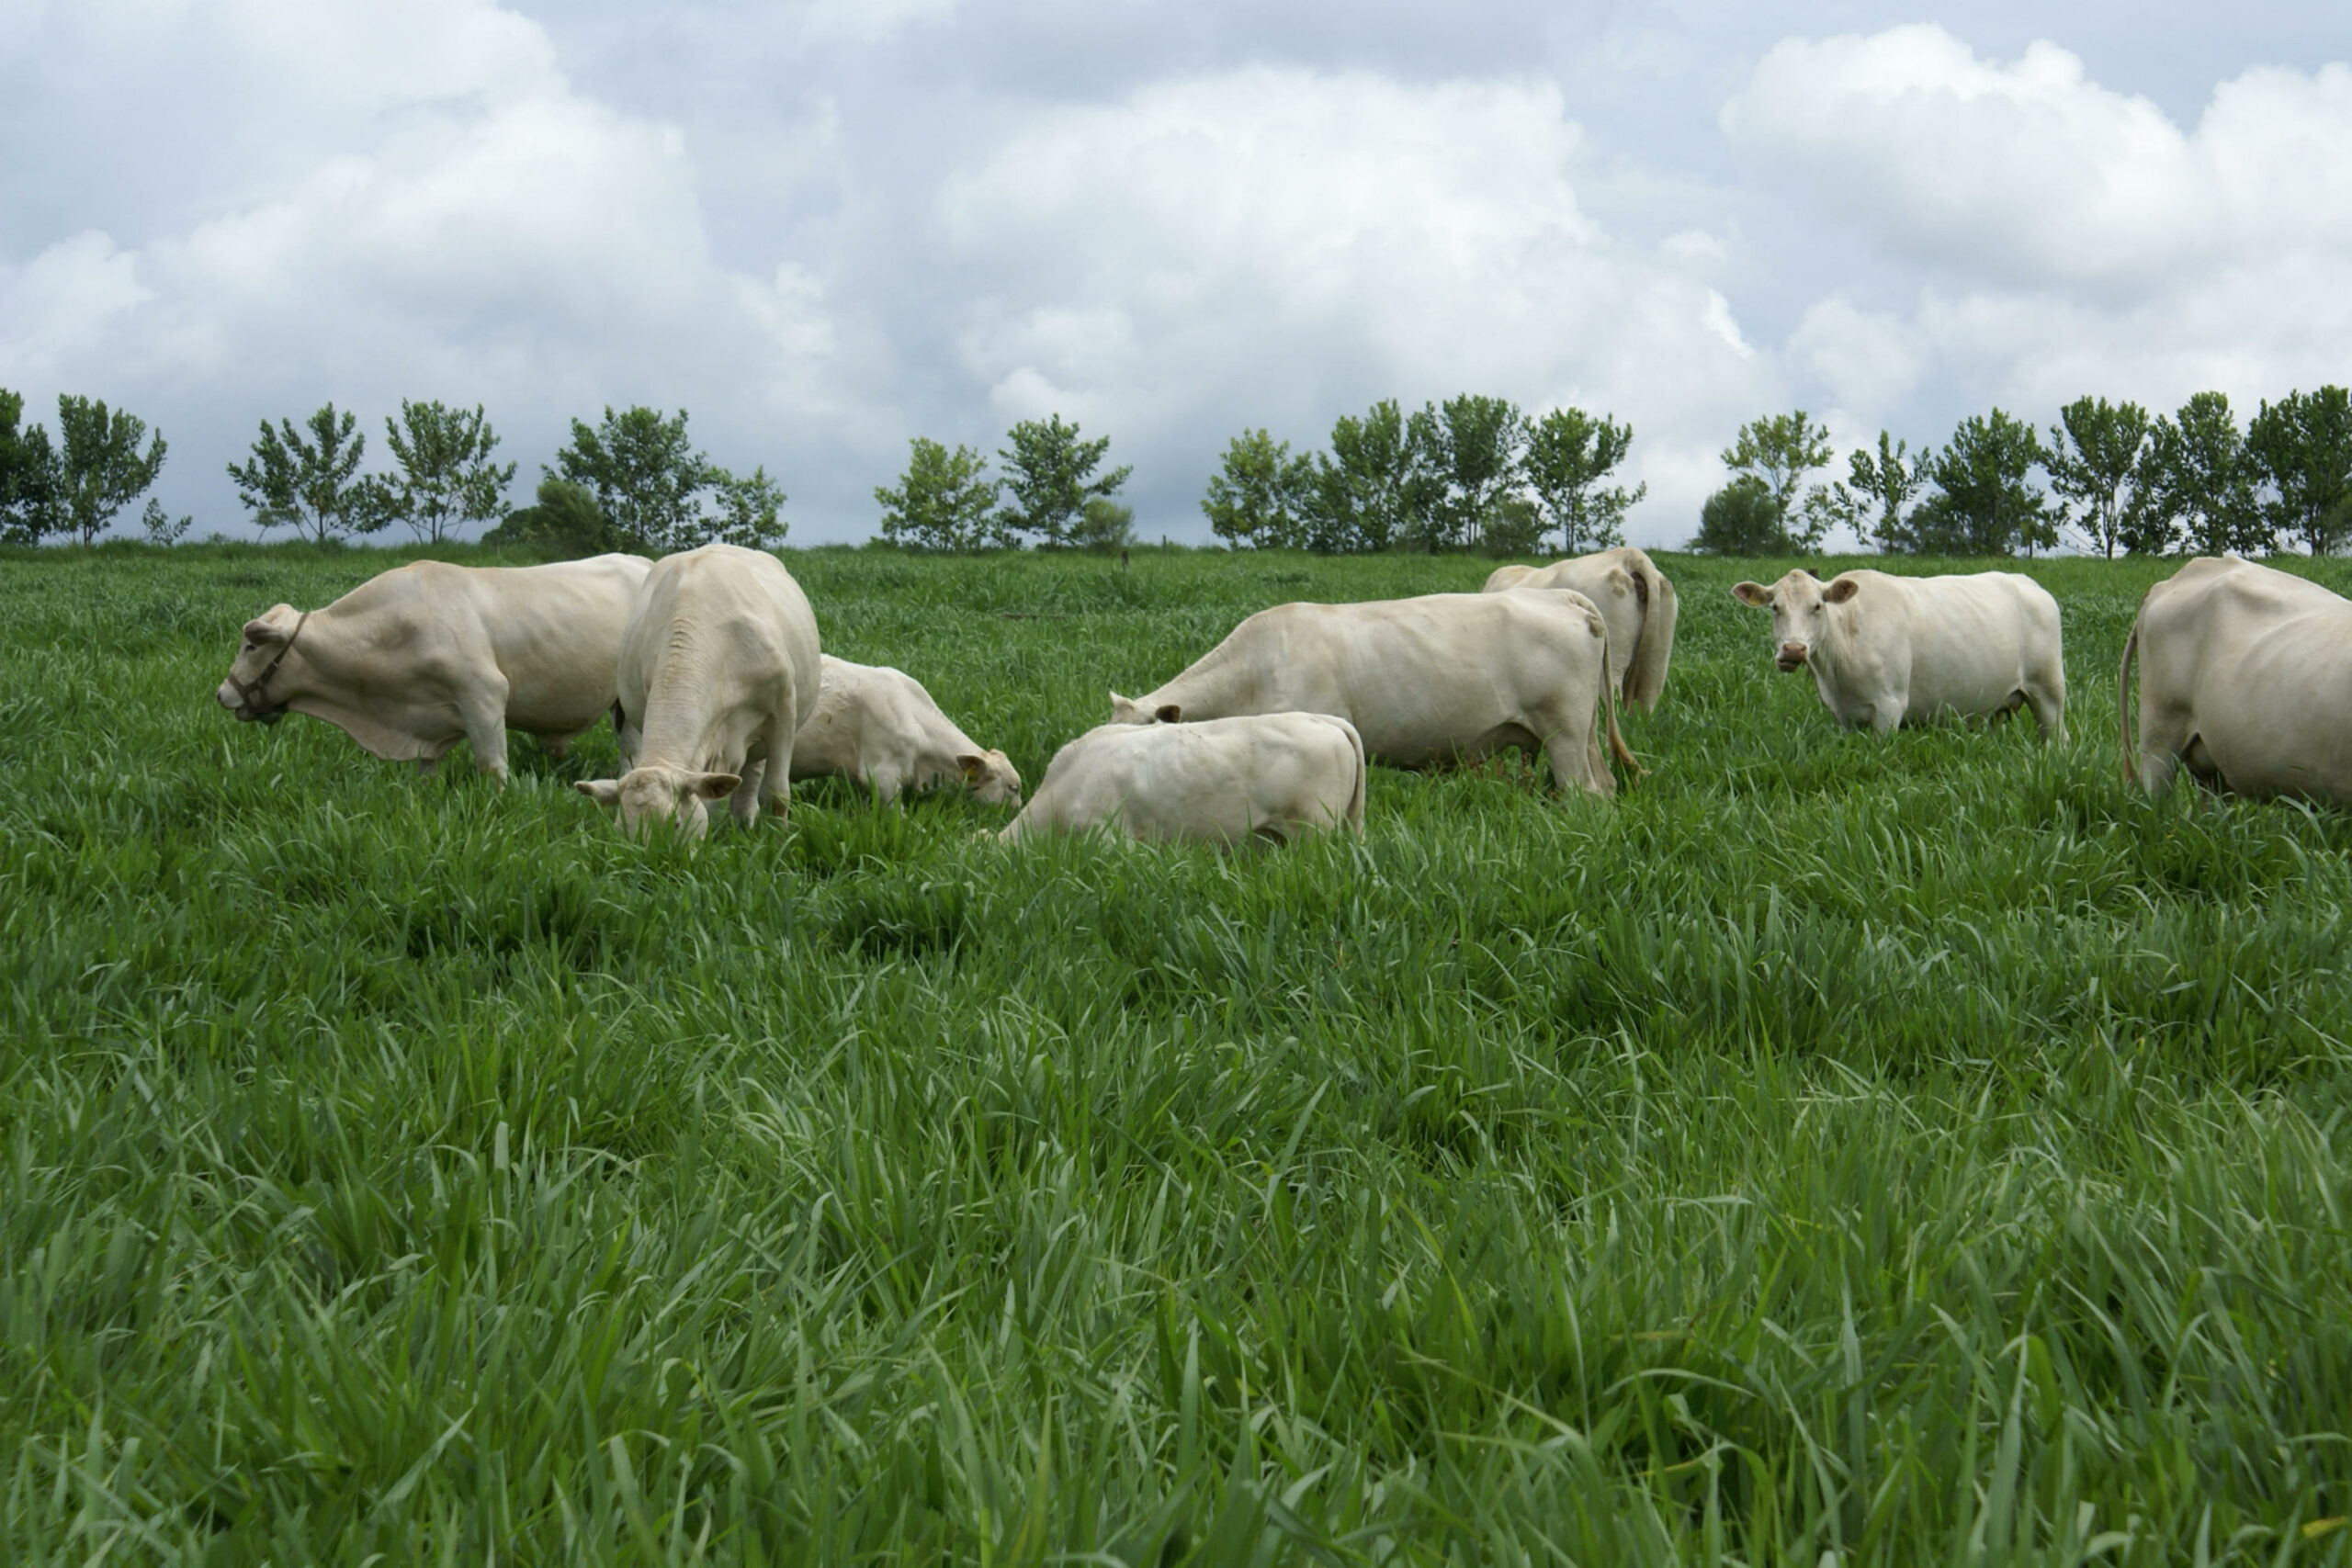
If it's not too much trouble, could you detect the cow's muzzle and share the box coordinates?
[1776,641,1809,671]
[221,612,308,724]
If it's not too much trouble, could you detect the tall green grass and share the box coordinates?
[4,539,2350,1563]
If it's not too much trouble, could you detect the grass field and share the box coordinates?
[5,539,2352,1564]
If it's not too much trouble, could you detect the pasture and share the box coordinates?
[5,541,2352,1564]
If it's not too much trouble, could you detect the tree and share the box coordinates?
[1690,476,1782,555]
[2247,386,2352,555]
[382,400,516,544]
[1816,432,1926,552]
[2129,392,2266,557]
[483,476,611,557]
[997,414,1129,547]
[228,403,389,544]
[1297,399,1433,553]
[1072,496,1136,552]
[552,406,786,554]
[1480,495,1546,558]
[875,437,1003,551]
[1202,428,1311,548]
[1410,394,1524,553]
[53,394,168,545]
[1522,407,1645,555]
[0,389,61,545]
[2044,396,2150,558]
[138,498,192,545]
[1910,409,2052,556]
[1723,411,1834,550]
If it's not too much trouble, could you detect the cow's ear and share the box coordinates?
[575,779,622,806]
[956,753,985,784]
[1731,581,1770,607]
[1155,704,1182,724]
[243,612,291,645]
[693,772,741,800]
[1823,577,1860,604]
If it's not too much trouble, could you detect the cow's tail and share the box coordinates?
[1339,717,1367,834]
[2116,615,2140,786]
[1624,558,1678,712]
[1600,638,1644,786]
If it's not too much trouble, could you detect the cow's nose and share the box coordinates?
[1777,641,1808,669]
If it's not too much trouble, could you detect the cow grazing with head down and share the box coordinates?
[1731,569,2066,741]
[1482,546,1679,711]
[789,655,1022,806]
[576,543,821,838]
[999,711,1365,848]
[2120,555,2352,804]
[1108,590,1637,797]
[215,554,652,781]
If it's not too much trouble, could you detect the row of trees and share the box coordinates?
[1198,397,1644,557]
[0,389,185,545]
[874,415,1135,551]
[1695,387,2352,558]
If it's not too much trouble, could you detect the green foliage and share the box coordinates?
[997,414,1130,548]
[1722,410,1834,550]
[1408,394,1525,553]
[8,545,2352,1560]
[551,406,787,555]
[382,400,517,545]
[2129,391,2267,557]
[1072,495,1137,552]
[53,393,169,546]
[1910,408,2054,556]
[227,403,388,544]
[1201,428,1312,548]
[482,476,614,558]
[138,497,192,545]
[2247,385,2352,555]
[0,389,61,545]
[876,437,1005,551]
[1816,430,1926,553]
[1690,474,1784,555]
[1522,407,1645,554]
[1298,398,1434,553]
[2045,396,2151,558]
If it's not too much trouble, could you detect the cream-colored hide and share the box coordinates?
[215,554,652,782]
[1108,591,1636,797]
[2120,555,2352,804]
[576,544,821,838]
[789,655,1022,805]
[1000,712,1365,847]
[1731,569,2066,740]
[1482,547,1679,710]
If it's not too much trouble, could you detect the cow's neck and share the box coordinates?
[635,651,735,773]
[1808,604,1860,699]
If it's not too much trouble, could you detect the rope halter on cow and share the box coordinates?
[225,612,310,724]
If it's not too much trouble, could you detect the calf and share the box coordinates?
[1731,569,2065,739]
[790,656,1022,805]
[1483,546,1679,710]
[216,554,651,781]
[999,712,1365,847]
[2120,555,2352,803]
[1109,591,1637,797]
[576,544,821,837]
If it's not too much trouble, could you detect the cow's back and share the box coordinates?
[2144,560,2352,800]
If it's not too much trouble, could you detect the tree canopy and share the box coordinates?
[227,403,385,544]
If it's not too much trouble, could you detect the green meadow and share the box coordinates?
[5,540,2351,1565]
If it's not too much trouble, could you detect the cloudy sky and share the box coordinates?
[4,0,2346,547]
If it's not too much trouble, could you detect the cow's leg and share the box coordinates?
[1542,723,1613,799]
[2133,703,2192,798]
[458,680,512,784]
[416,754,442,778]
[730,757,769,829]
[866,761,908,806]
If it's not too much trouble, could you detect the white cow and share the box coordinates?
[1482,546,1679,711]
[1731,569,2066,740]
[1108,591,1636,797]
[2120,555,2352,804]
[999,712,1365,847]
[215,554,651,782]
[575,543,821,837]
[789,656,1022,805]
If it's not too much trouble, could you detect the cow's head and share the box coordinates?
[575,764,740,840]
[217,604,306,722]
[1109,691,1182,725]
[956,749,1023,806]
[1731,571,1859,671]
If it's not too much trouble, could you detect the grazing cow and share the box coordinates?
[1731,569,2066,740]
[1108,591,1637,796]
[789,655,1023,805]
[1482,546,1679,710]
[575,544,821,837]
[2120,555,2352,804]
[215,554,652,782]
[999,712,1365,847]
